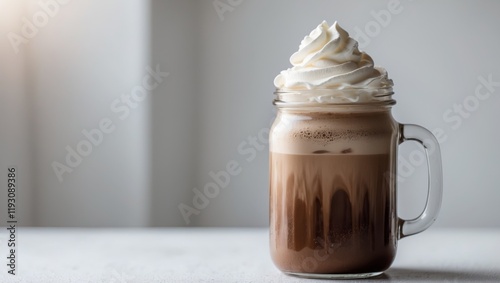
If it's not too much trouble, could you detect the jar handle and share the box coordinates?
[397,124,443,239]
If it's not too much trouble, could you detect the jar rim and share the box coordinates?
[273,87,396,108]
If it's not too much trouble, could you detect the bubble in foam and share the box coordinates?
[341,148,353,154]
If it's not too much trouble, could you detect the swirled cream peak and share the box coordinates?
[274,21,393,91]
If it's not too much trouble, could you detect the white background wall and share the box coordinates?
[195,0,500,228]
[0,0,499,228]
[29,0,151,226]
[1,0,151,226]
[149,0,199,226]
[0,0,34,226]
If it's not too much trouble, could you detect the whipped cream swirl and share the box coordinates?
[274,21,393,95]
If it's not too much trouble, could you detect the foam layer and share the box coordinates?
[270,111,397,155]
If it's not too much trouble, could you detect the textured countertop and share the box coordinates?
[0,228,499,282]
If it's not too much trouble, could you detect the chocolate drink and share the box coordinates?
[269,111,399,274]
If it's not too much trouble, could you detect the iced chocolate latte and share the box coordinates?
[270,21,443,279]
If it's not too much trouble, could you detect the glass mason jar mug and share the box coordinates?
[269,88,443,279]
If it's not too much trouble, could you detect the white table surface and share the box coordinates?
[0,228,499,282]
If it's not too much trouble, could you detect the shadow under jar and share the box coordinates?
[269,88,442,279]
